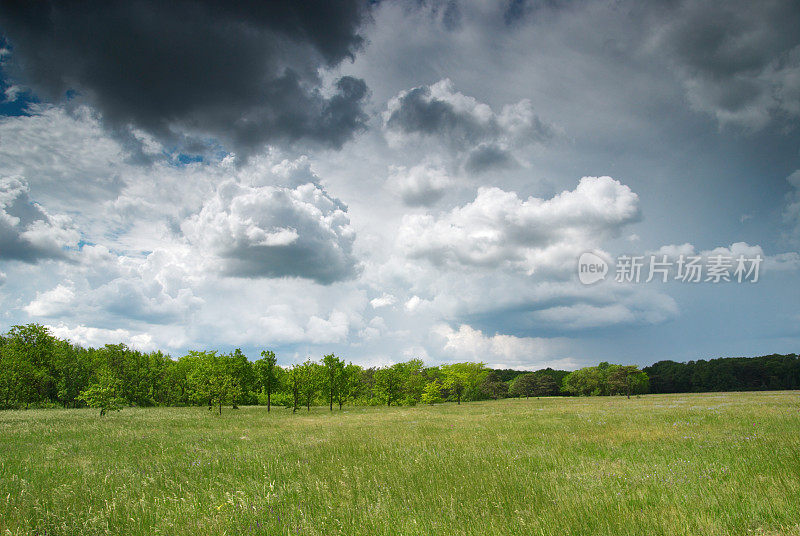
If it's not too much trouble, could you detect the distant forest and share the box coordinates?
[644,355,800,393]
[1,324,798,413]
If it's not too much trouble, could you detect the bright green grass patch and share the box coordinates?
[1,392,799,535]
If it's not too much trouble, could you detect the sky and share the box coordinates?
[0,0,798,370]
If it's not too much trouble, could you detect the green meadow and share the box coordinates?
[1,391,799,536]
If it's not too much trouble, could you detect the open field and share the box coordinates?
[1,392,799,536]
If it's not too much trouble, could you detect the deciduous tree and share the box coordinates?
[421,380,443,405]
[79,367,125,416]
[374,364,403,406]
[255,350,279,412]
[607,365,649,398]
[322,353,344,411]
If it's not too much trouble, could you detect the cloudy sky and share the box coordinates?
[0,0,798,369]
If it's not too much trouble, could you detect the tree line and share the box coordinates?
[1,324,797,414]
[643,355,800,393]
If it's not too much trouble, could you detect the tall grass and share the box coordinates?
[1,391,799,535]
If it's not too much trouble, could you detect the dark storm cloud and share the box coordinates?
[223,239,359,285]
[502,0,574,27]
[464,144,516,174]
[385,85,496,147]
[441,1,462,31]
[653,0,800,128]
[384,79,554,173]
[0,0,371,157]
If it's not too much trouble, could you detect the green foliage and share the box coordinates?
[607,365,649,398]
[255,350,280,411]
[533,374,559,396]
[644,354,800,393]
[322,353,345,410]
[337,363,363,409]
[78,369,125,416]
[563,364,649,397]
[286,363,303,412]
[481,371,509,399]
[259,389,293,408]
[184,351,241,414]
[2,324,799,414]
[299,359,322,411]
[228,348,256,406]
[373,364,403,406]
[397,358,426,406]
[441,362,488,404]
[420,379,443,404]
[562,366,605,396]
[509,373,537,398]
[0,324,60,408]
[510,372,561,398]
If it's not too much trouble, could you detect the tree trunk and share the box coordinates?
[267,386,271,412]
[218,401,222,415]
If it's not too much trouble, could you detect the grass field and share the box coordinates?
[1,392,799,536]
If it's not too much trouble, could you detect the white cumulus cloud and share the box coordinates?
[183,179,359,284]
[398,176,640,274]
[0,176,80,263]
[432,323,576,370]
